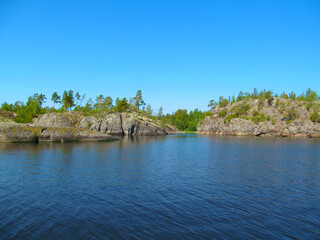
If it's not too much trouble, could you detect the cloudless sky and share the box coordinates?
[1,0,319,113]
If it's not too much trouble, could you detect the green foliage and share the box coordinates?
[160,108,210,131]
[289,91,296,100]
[62,90,75,110]
[146,104,153,116]
[51,92,61,109]
[157,106,163,118]
[310,110,320,123]
[14,94,47,123]
[225,102,251,123]
[219,110,227,117]
[231,102,251,117]
[282,107,297,123]
[305,88,319,102]
[218,96,229,108]
[114,98,129,112]
[208,100,217,109]
[306,103,311,111]
[133,90,145,110]
[251,112,266,124]
[94,94,105,110]
[1,102,15,112]
[258,100,264,110]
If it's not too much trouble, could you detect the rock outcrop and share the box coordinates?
[0,111,179,142]
[197,98,320,137]
[32,112,83,128]
[79,112,177,136]
[0,122,118,143]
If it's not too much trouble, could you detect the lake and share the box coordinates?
[0,134,320,239]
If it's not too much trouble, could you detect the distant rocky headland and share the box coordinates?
[197,97,320,137]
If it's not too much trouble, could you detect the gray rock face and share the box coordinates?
[80,112,168,136]
[0,123,37,142]
[198,117,320,137]
[0,122,118,142]
[32,112,74,128]
[38,128,118,142]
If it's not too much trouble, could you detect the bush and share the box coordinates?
[231,102,251,117]
[258,100,264,110]
[251,112,266,124]
[310,110,320,123]
[306,103,311,111]
[282,107,297,123]
[219,110,227,117]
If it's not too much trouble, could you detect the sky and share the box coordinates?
[0,0,319,113]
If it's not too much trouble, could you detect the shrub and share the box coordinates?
[251,112,266,124]
[282,107,297,123]
[219,110,227,117]
[258,100,264,110]
[310,110,320,123]
[306,103,311,111]
[231,102,251,117]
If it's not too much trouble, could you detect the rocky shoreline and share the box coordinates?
[0,111,180,143]
[197,98,320,137]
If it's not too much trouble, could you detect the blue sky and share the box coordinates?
[0,0,319,113]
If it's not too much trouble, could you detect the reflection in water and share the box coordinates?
[0,135,320,239]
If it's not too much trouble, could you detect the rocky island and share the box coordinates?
[0,111,179,143]
[197,97,320,137]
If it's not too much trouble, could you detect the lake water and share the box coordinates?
[0,134,320,239]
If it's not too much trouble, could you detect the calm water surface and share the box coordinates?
[0,134,320,239]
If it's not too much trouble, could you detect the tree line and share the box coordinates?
[208,88,319,109]
[1,88,319,129]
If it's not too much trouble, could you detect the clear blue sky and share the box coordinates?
[1,0,319,113]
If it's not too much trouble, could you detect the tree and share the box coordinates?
[133,90,145,110]
[172,109,188,131]
[62,90,75,110]
[305,88,318,102]
[51,92,61,109]
[81,98,94,115]
[281,91,289,99]
[75,92,81,107]
[237,91,244,102]
[208,100,217,109]
[146,104,152,116]
[219,96,229,107]
[253,88,258,99]
[80,94,86,107]
[289,91,296,100]
[158,106,163,118]
[114,98,129,112]
[14,93,46,123]
[37,94,46,107]
[95,94,105,110]
[101,96,113,111]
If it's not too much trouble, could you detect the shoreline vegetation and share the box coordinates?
[1,88,320,142]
